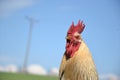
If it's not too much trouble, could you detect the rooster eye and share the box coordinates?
[75,36,80,39]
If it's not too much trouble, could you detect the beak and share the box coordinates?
[65,36,71,40]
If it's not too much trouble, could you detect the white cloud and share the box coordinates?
[0,64,18,73]
[48,67,59,76]
[27,64,47,75]
[0,66,5,72]
[5,64,18,73]
[99,74,120,80]
[0,0,36,18]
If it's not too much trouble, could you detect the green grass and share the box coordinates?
[0,72,58,80]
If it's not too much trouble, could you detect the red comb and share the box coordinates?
[67,20,85,34]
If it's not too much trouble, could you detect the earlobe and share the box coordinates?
[78,39,82,43]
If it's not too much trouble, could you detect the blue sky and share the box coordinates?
[0,0,120,76]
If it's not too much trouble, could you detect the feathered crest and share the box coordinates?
[67,20,85,34]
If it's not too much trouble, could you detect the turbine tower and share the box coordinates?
[23,16,38,72]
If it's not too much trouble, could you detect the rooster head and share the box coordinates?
[65,20,85,58]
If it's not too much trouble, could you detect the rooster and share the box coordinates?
[59,20,98,80]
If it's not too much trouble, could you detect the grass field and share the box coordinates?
[0,72,58,80]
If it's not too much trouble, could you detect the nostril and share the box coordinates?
[66,39,70,43]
